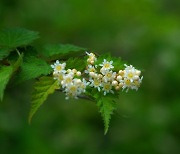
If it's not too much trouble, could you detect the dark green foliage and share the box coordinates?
[29,76,59,123]
[66,57,86,71]
[0,48,10,60]
[0,28,39,59]
[97,96,116,134]
[0,54,23,101]
[0,27,121,134]
[41,44,87,61]
[16,56,52,83]
[0,66,13,101]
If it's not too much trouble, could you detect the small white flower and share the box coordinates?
[124,65,137,82]
[57,72,65,82]
[124,64,134,70]
[51,60,66,73]
[89,78,102,92]
[102,82,114,95]
[65,83,79,99]
[132,76,143,91]
[85,65,97,74]
[78,78,89,93]
[86,51,97,63]
[122,78,133,92]
[61,74,73,88]
[102,70,116,82]
[99,59,114,70]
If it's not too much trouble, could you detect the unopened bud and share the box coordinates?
[112,80,118,86]
[76,71,81,76]
[72,69,77,73]
[115,86,120,90]
[117,75,122,81]
[136,70,141,76]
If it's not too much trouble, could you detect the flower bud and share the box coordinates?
[115,86,120,90]
[118,70,124,76]
[76,71,81,76]
[98,74,103,78]
[117,75,122,81]
[72,69,77,73]
[136,70,141,76]
[89,72,95,77]
[67,69,71,73]
[112,80,118,86]
[90,60,94,65]
[119,83,123,87]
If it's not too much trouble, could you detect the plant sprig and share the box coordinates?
[0,28,143,134]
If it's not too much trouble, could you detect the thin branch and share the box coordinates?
[56,89,95,102]
[16,48,21,56]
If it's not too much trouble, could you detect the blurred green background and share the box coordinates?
[0,0,180,153]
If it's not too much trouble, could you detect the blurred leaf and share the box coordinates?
[0,66,13,101]
[29,77,59,123]
[66,57,86,71]
[97,96,116,134]
[0,54,23,101]
[0,28,39,60]
[0,48,10,60]
[16,56,52,83]
[42,44,87,60]
[0,28,39,48]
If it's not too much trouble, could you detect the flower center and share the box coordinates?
[56,65,62,71]
[89,68,95,72]
[104,63,110,68]
[125,79,131,85]
[66,78,72,83]
[104,84,111,90]
[106,72,112,78]
[128,72,133,78]
[58,74,64,80]
[94,79,100,86]
[70,86,77,92]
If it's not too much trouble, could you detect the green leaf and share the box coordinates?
[0,28,39,60]
[16,56,52,83]
[29,77,59,123]
[0,53,23,101]
[97,96,116,135]
[66,57,86,71]
[0,66,13,101]
[0,28,39,48]
[0,48,10,60]
[41,44,87,61]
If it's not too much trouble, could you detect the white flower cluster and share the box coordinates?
[85,52,143,95]
[51,60,89,99]
[51,52,143,99]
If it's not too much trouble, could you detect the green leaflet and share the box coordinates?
[0,54,23,101]
[0,28,39,60]
[0,28,39,48]
[28,77,59,123]
[0,66,13,101]
[66,57,86,71]
[16,56,52,83]
[97,96,116,135]
[41,44,87,61]
[0,48,10,60]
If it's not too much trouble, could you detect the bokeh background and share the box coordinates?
[0,0,180,153]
